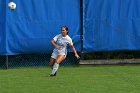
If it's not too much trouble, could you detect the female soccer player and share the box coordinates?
[49,26,80,76]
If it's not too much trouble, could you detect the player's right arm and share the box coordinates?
[51,39,59,49]
[51,34,61,49]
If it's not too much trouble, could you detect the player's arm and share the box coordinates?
[70,45,80,59]
[51,39,59,49]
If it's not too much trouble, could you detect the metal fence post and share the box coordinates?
[80,0,84,60]
[6,55,8,69]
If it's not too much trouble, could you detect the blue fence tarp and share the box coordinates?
[1,0,140,55]
[83,0,140,52]
[0,0,6,54]
[0,0,81,55]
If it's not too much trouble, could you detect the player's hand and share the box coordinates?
[75,54,80,59]
[55,45,59,49]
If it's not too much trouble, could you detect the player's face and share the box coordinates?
[61,27,68,37]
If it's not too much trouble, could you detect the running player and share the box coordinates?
[49,26,80,76]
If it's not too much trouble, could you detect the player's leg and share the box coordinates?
[50,55,65,76]
[49,58,55,69]
[50,50,58,68]
[55,55,65,64]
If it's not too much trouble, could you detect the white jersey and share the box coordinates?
[51,34,73,59]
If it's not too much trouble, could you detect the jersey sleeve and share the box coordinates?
[53,34,60,42]
[68,37,73,46]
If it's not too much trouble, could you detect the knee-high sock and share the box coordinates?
[51,63,59,75]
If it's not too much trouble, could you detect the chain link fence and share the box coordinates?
[0,56,6,69]
[1,51,140,69]
[0,52,80,69]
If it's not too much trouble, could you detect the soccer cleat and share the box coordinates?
[50,74,56,77]
[50,72,57,77]
[54,72,57,76]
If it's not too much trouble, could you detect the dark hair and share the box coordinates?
[61,26,69,34]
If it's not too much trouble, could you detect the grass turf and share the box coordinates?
[0,66,140,93]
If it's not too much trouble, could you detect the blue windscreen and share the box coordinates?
[0,0,81,55]
[0,0,6,54]
[1,0,140,55]
[83,0,140,52]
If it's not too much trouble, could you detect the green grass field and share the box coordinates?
[0,66,140,93]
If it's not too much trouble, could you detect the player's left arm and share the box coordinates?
[70,45,80,59]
